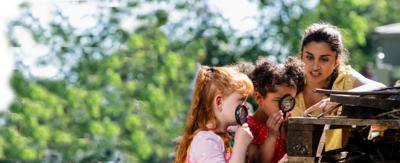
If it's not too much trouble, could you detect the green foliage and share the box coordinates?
[2,0,400,162]
[4,1,197,162]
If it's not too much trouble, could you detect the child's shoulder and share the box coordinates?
[192,130,222,143]
[189,130,227,162]
[190,131,225,154]
[247,115,268,146]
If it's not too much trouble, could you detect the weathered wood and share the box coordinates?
[330,94,400,110]
[289,117,400,129]
[287,124,314,157]
[341,105,386,118]
[315,125,330,158]
[314,88,400,95]
[287,156,314,163]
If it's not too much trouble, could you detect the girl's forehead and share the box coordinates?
[273,85,297,95]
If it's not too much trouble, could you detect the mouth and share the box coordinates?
[309,71,321,78]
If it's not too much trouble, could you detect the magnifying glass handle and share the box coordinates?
[279,112,286,133]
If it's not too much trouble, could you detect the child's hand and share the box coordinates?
[267,111,284,138]
[234,123,253,147]
[283,112,291,122]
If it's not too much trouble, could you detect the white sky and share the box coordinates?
[0,0,258,111]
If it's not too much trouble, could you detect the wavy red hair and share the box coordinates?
[175,66,253,163]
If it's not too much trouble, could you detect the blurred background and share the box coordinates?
[0,0,399,162]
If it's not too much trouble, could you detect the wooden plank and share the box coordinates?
[287,156,314,163]
[287,124,314,157]
[288,117,400,129]
[330,94,400,110]
[314,88,400,95]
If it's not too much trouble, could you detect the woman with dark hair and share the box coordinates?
[291,23,385,151]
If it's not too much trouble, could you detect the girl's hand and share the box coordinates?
[267,111,283,138]
[234,123,253,147]
[303,98,339,116]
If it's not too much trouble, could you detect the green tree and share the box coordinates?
[3,1,199,162]
[3,0,400,162]
[253,0,400,69]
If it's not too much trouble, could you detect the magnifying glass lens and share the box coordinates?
[279,95,295,113]
[235,104,248,125]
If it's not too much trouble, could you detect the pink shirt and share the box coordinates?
[187,131,232,163]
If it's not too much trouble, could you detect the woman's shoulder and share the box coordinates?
[338,65,355,75]
[333,65,357,90]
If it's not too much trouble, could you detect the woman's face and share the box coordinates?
[301,41,338,87]
[257,85,297,116]
[220,92,247,125]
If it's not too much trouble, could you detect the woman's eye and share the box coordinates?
[321,58,329,62]
[306,55,313,60]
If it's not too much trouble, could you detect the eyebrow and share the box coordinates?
[305,51,333,57]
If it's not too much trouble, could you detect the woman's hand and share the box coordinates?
[303,98,340,116]
[267,111,284,138]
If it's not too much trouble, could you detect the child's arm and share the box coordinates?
[259,111,283,162]
[229,123,253,163]
[247,144,259,162]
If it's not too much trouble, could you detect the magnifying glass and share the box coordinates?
[278,94,296,119]
[235,103,249,125]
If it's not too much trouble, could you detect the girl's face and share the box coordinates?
[301,41,339,87]
[256,85,297,116]
[220,92,248,126]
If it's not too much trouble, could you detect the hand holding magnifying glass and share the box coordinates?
[278,94,296,131]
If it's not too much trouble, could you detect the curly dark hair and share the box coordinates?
[249,56,304,97]
[232,61,255,76]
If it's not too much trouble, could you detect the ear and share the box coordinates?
[213,94,223,111]
[254,92,264,105]
[334,58,340,68]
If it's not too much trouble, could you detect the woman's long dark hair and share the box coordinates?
[299,23,347,89]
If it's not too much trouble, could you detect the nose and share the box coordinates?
[312,60,320,70]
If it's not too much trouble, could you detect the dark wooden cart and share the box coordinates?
[287,88,400,162]
[287,117,400,162]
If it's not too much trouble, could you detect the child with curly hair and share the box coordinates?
[246,57,304,163]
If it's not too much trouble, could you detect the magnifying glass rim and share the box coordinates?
[279,94,295,112]
[235,103,249,125]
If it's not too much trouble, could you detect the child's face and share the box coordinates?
[257,85,297,116]
[220,92,248,125]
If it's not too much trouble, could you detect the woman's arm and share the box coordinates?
[349,68,386,91]
[303,67,386,116]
